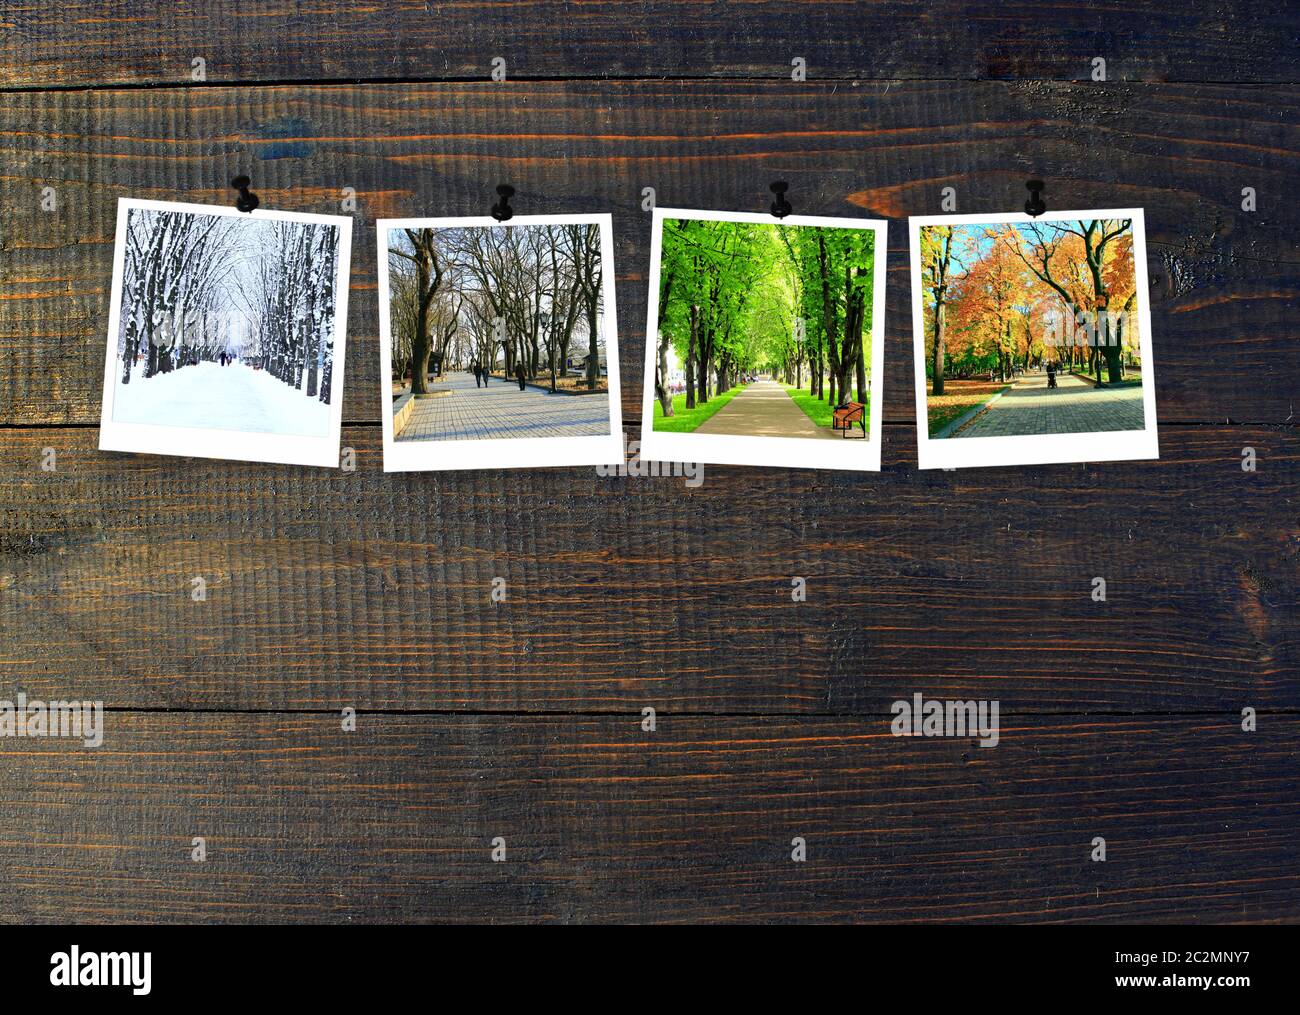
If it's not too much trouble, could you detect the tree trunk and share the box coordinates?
[655,328,674,416]
[685,304,698,410]
[1113,292,1136,380]
[410,310,432,394]
[932,298,947,395]
[585,295,599,391]
[307,335,319,398]
[698,327,713,403]
[929,231,953,396]
[1101,305,1123,382]
[855,335,867,404]
[818,232,842,407]
[402,230,443,396]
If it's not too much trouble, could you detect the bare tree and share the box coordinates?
[386,222,605,393]
[389,228,445,395]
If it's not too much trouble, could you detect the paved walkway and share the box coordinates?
[952,371,1144,439]
[395,370,611,442]
[694,379,837,440]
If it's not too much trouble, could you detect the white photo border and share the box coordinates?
[638,208,887,472]
[909,207,1159,470]
[97,198,352,468]
[377,213,623,473]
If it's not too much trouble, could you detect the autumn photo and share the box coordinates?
[378,214,621,472]
[910,209,1157,469]
[640,209,887,471]
[98,199,351,467]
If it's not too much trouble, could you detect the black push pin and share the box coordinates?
[231,175,259,213]
[769,181,792,219]
[1024,179,1046,218]
[490,184,515,222]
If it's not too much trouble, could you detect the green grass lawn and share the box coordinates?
[1064,367,1144,389]
[783,385,869,433]
[1068,375,1144,389]
[652,383,749,433]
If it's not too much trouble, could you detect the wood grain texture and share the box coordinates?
[1,712,1295,924]
[1,425,1294,713]
[0,81,1296,427]
[2,1,1297,87]
[2,3,1297,924]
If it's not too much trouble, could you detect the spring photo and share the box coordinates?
[378,215,621,471]
[640,209,886,471]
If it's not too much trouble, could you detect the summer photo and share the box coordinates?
[640,209,887,471]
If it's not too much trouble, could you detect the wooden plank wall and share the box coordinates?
[0,2,1296,923]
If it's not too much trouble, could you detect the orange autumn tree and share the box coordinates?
[948,226,1033,382]
[1024,285,1063,366]
[1004,219,1134,383]
[1033,230,1092,371]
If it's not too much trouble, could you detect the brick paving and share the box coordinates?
[394,370,611,442]
[694,379,837,439]
[950,371,1145,439]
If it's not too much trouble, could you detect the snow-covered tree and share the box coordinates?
[118,210,341,406]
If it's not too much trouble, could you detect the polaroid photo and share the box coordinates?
[377,214,622,472]
[910,208,1158,470]
[98,198,351,468]
[638,208,887,472]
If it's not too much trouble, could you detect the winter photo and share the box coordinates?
[639,209,887,472]
[378,214,622,472]
[99,199,351,467]
[911,209,1157,470]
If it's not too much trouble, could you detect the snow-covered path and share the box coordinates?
[113,361,330,437]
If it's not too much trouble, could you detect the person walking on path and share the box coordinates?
[515,363,528,391]
[1046,361,1057,389]
[472,362,481,388]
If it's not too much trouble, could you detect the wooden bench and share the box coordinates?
[832,401,866,438]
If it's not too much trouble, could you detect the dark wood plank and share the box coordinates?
[1,82,1295,428]
[3,1,1298,88]
[2,712,1295,923]
[1,424,1293,713]
[0,5,1296,930]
